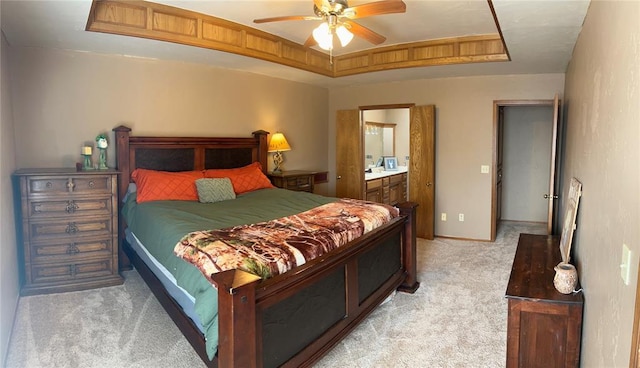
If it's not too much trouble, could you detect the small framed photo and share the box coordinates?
[383,156,398,171]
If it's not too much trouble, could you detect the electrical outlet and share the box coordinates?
[459,213,464,222]
[481,165,490,174]
[441,213,447,221]
[621,243,631,285]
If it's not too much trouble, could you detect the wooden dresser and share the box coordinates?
[505,233,583,368]
[13,168,123,295]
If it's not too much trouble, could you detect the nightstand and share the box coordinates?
[268,170,316,193]
[13,168,123,295]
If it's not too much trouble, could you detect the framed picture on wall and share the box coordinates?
[383,156,398,171]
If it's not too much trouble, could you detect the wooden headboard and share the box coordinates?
[112,125,269,269]
[113,125,269,202]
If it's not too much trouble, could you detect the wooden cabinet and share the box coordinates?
[13,168,123,295]
[365,172,407,205]
[268,170,315,193]
[388,173,407,205]
[505,233,583,368]
[365,178,383,202]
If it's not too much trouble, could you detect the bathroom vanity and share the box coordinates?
[364,167,408,205]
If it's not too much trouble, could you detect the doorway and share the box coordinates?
[492,98,560,240]
[336,104,435,239]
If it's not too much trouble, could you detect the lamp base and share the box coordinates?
[272,151,284,172]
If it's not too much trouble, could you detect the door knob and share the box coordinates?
[337,175,342,180]
[544,194,558,199]
[426,182,433,187]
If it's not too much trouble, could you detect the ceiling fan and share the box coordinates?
[253,0,407,51]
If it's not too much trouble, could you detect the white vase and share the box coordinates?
[554,262,578,294]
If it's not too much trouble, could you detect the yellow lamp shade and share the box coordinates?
[268,133,291,152]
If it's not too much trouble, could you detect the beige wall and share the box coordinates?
[8,47,329,187]
[0,31,19,365]
[562,1,640,366]
[329,74,565,240]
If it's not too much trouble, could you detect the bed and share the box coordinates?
[113,125,420,368]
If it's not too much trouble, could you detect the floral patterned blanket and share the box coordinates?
[174,198,399,282]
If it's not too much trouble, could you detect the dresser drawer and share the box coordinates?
[27,197,113,219]
[285,176,312,190]
[29,217,113,242]
[27,175,113,197]
[30,238,114,263]
[29,258,115,285]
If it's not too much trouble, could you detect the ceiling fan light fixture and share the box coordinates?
[313,22,334,50]
[336,24,353,47]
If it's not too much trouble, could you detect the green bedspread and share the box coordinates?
[121,187,336,360]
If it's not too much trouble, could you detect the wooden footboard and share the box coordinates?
[212,202,418,368]
[113,126,419,368]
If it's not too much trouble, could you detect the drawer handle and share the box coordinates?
[66,179,75,192]
[65,200,79,213]
[46,182,52,188]
[66,243,80,254]
[88,180,95,188]
[65,223,78,234]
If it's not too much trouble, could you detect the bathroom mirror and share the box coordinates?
[364,122,396,167]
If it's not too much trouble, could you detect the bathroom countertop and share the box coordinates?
[365,166,408,181]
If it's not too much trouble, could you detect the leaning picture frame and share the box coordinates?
[559,177,583,264]
[383,156,398,171]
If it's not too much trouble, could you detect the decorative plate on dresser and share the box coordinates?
[13,168,123,295]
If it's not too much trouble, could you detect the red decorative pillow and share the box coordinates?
[131,168,204,203]
[204,162,274,194]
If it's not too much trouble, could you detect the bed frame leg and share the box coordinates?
[211,269,262,368]
[397,202,420,293]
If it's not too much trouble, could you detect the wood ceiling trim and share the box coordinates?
[333,34,509,77]
[86,0,510,79]
[86,0,334,76]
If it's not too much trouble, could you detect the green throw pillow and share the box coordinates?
[195,178,236,203]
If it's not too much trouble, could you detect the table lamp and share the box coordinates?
[268,132,291,172]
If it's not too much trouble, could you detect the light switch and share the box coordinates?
[481,165,490,174]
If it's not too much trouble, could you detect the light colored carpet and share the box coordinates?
[5,221,545,368]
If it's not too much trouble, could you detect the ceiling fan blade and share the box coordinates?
[304,34,318,48]
[254,15,320,24]
[346,1,406,19]
[314,0,325,8]
[344,20,386,45]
